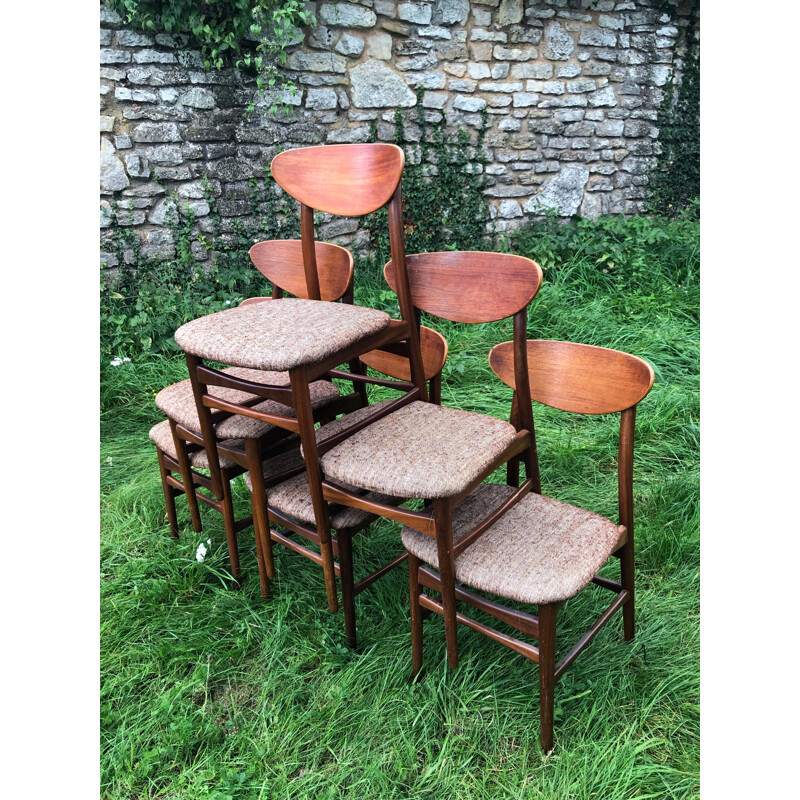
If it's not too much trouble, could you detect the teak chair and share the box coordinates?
[175,143,429,610]
[242,324,448,648]
[150,239,359,591]
[312,250,543,664]
[402,340,655,752]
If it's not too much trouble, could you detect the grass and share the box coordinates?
[100,213,699,799]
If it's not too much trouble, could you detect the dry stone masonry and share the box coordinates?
[100,1,695,268]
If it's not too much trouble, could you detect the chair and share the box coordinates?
[175,143,429,611]
[149,239,359,592]
[313,250,543,667]
[402,340,655,751]
[242,324,448,648]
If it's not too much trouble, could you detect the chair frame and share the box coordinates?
[183,144,429,613]
[408,339,654,752]
[314,250,544,671]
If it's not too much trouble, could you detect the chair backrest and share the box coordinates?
[384,251,543,324]
[359,325,448,383]
[490,339,655,531]
[271,144,405,217]
[489,340,654,415]
[247,239,353,302]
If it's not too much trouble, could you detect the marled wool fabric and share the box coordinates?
[174,298,391,371]
[319,401,517,499]
[155,372,340,439]
[401,483,621,604]
[149,420,244,470]
[245,451,399,530]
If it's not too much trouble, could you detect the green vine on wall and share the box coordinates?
[650,3,700,217]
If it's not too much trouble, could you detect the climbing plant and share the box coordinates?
[650,2,700,216]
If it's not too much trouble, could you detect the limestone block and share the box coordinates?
[404,71,447,89]
[433,0,470,26]
[398,2,432,25]
[422,92,447,109]
[418,26,452,39]
[468,62,491,79]
[99,5,123,24]
[493,45,536,61]
[578,30,617,47]
[496,0,523,26]
[124,154,149,177]
[133,49,176,64]
[599,14,624,31]
[336,33,366,57]
[146,145,183,166]
[366,33,393,59]
[492,63,510,79]
[350,60,417,107]
[454,96,486,112]
[100,30,113,46]
[498,199,523,218]
[588,86,617,107]
[319,3,377,27]
[100,49,130,64]
[100,137,129,192]
[472,9,492,25]
[375,1,397,18]
[397,52,438,71]
[100,115,115,132]
[479,81,522,93]
[306,88,338,109]
[448,80,477,92]
[286,51,348,72]
[117,30,154,47]
[310,25,338,49]
[524,164,589,216]
[132,122,182,143]
[471,29,507,42]
[512,92,538,107]
[557,64,581,78]
[567,79,597,93]
[542,23,574,60]
[511,62,553,79]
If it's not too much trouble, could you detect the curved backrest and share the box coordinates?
[248,239,353,301]
[271,144,405,216]
[359,326,448,382]
[384,251,543,323]
[489,340,654,415]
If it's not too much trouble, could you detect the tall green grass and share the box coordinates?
[101,213,699,799]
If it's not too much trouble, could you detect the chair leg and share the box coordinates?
[156,449,180,539]
[338,530,357,650]
[409,552,423,678]
[620,540,635,641]
[245,440,275,581]
[433,499,458,670]
[219,468,241,589]
[169,423,203,534]
[538,603,557,754]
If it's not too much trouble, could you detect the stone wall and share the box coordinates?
[100,0,695,268]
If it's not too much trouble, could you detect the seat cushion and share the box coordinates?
[149,419,243,471]
[401,483,621,605]
[174,298,391,371]
[155,368,340,439]
[319,401,517,499]
[245,403,402,530]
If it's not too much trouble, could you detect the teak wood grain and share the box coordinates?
[359,325,448,382]
[489,339,655,415]
[248,239,353,302]
[270,143,405,217]
[384,251,543,323]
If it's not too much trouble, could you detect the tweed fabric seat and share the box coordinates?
[318,401,517,499]
[401,483,621,605]
[174,298,391,371]
[148,419,244,470]
[155,368,341,439]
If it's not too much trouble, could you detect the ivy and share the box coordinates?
[650,3,700,217]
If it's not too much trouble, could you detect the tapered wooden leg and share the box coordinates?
[219,468,242,589]
[538,603,557,754]
[338,530,357,650]
[156,449,180,539]
[347,358,369,407]
[291,368,339,613]
[169,421,203,534]
[433,499,458,670]
[245,440,275,581]
[620,540,635,641]
[409,552,423,677]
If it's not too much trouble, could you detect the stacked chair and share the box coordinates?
[150,143,655,751]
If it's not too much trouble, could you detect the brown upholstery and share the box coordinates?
[155,370,341,439]
[245,402,401,530]
[174,298,391,371]
[319,401,517,499]
[149,420,243,470]
[401,483,621,604]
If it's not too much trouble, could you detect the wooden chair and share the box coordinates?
[402,340,655,751]
[313,250,544,666]
[150,239,359,592]
[242,324,447,648]
[176,143,429,611]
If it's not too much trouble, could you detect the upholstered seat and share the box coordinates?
[318,401,517,499]
[148,419,244,470]
[246,401,402,530]
[401,483,622,605]
[155,367,341,439]
[174,298,391,371]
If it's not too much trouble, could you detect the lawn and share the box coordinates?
[100,212,699,799]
